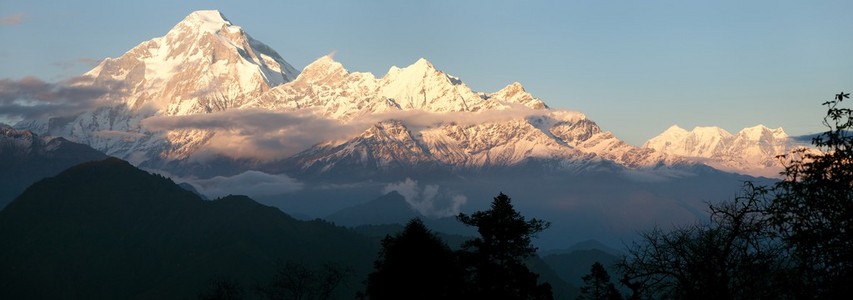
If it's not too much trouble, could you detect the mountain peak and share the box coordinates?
[304,55,344,71]
[691,126,732,137]
[744,124,769,130]
[645,123,795,177]
[413,57,435,68]
[391,58,438,76]
[378,57,495,112]
[738,124,787,140]
[81,9,298,115]
[507,81,525,90]
[496,82,527,95]
[296,55,348,83]
[186,9,227,21]
[385,58,437,76]
[649,125,689,140]
[665,124,686,132]
[177,10,232,33]
[490,82,548,109]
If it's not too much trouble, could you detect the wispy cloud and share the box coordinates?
[139,104,552,160]
[183,170,304,199]
[0,76,118,121]
[141,108,364,160]
[0,13,26,26]
[383,178,467,217]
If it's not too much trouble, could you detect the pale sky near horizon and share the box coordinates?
[1,0,851,145]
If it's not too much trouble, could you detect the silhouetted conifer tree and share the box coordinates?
[457,193,553,300]
[577,262,621,300]
[362,218,466,300]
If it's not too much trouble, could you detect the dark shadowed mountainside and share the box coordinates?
[0,124,107,208]
[0,157,378,299]
[543,249,621,286]
[325,191,419,226]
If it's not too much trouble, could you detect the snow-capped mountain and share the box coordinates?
[18,10,686,178]
[644,125,794,177]
[250,54,681,176]
[21,10,298,162]
[86,9,297,114]
[245,55,394,120]
[278,107,686,177]
[489,82,549,110]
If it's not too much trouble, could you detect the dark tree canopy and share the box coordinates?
[198,278,244,300]
[457,193,553,300]
[577,262,621,300]
[362,218,465,300]
[619,92,853,299]
[458,193,550,264]
[257,261,351,300]
[769,92,853,296]
[619,184,794,300]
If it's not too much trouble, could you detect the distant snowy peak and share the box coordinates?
[84,9,298,115]
[737,124,787,141]
[645,125,732,158]
[294,55,350,85]
[175,10,233,34]
[489,82,548,109]
[247,55,391,120]
[550,119,681,168]
[251,56,547,119]
[29,10,304,165]
[644,124,793,177]
[379,58,501,112]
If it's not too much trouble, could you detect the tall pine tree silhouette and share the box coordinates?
[577,262,621,300]
[457,193,553,300]
[362,218,465,300]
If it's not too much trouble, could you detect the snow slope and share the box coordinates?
[644,125,794,177]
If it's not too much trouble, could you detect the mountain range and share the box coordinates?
[644,124,797,177]
[16,9,798,180]
[9,10,797,248]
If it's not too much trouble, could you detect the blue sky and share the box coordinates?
[1,0,851,145]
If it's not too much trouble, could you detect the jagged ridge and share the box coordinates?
[18,10,696,178]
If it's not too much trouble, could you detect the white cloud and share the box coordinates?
[139,105,555,161]
[141,108,368,160]
[382,178,467,217]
